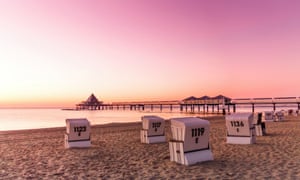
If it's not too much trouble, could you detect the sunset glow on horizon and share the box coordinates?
[1,0,300,107]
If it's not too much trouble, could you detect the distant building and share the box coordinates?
[182,95,231,105]
[76,94,103,110]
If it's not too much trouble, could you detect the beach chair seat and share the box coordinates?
[274,111,284,122]
[169,117,213,165]
[65,118,91,148]
[226,113,256,144]
[254,112,266,136]
[140,116,166,144]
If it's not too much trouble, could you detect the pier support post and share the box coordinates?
[252,103,255,113]
[273,103,276,111]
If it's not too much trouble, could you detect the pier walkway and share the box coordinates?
[75,94,300,114]
[231,97,300,112]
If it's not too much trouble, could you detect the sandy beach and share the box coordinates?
[1,115,300,179]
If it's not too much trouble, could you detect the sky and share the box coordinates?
[1,0,300,107]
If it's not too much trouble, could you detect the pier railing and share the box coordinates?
[231,97,300,112]
[75,96,300,114]
[231,97,299,104]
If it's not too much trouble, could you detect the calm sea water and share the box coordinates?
[0,104,298,131]
[0,108,209,131]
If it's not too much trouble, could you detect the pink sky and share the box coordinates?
[1,0,300,107]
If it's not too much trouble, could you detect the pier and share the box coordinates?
[231,97,300,112]
[75,94,300,114]
[75,94,233,114]
[179,96,300,113]
[77,99,182,112]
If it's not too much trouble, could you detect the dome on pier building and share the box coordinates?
[85,93,103,105]
[76,93,103,110]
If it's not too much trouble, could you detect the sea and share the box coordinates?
[0,104,298,131]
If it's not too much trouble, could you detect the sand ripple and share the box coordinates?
[1,116,300,179]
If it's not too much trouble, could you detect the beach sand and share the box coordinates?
[1,115,300,179]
